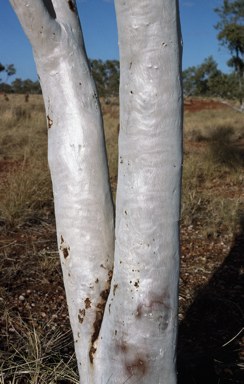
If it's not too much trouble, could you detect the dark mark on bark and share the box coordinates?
[95,278,99,284]
[126,358,147,376]
[62,248,69,258]
[113,284,118,296]
[108,269,113,281]
[136,291,172,321]
[116,343,148,378]
[47,115,53,129]
[78,308,85,324]
[89,270,113,364]
[100,289,109,301]
[60,235,70,259]
[89,308,103,363]
[68,0,76,12]
[129,61,132,69]
[89,346,96,364]
[85,298,91,309]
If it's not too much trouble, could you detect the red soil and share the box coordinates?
[184,98,230,113]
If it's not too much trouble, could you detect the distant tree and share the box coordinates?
[89,59,119,98]
[5,64,16,83]
[0,63,5,82]
[11,78,41,94]
[104,59,119,97]
[0,83,12,93]
[11,78,23,93]
[183,56,221,97]
[215,0,244,104]
[22,79,41,94]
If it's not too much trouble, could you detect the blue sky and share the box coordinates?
[0,0,231,83]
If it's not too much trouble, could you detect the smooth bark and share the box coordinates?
[94,1,183,383]
[9,0,183,383]
[9,0,115,381]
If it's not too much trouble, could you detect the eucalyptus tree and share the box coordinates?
[183,56,220,97]
[215,0,244,103]
[9,0,183,383]
[89,59,120,98]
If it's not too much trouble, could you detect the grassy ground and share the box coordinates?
[0,94,244,383]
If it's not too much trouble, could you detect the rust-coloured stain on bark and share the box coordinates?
[85,298,91,309]
[60,236,69,259]
[116,342,148,377]
[68,0,76,12]
[89,346,96,364]
[136,290,171,319]
[78,308,85,324]
[62,248,69,258]
[47,115,53,129]
[126,358,147,376]
[89,308,103,363]
[89,270,113,364]
[100,289,109,301]
[113,284,118,296]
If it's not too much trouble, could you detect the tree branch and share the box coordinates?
[9,0,60,48]
[219,97,244,113]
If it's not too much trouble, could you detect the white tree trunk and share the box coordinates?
[94,1,183,383]
[8,0,115,381]
[9,1,183,383]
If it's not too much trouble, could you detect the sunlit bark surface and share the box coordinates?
[9,1,115,381]
[9,0,183,383]
[94,1,183,383]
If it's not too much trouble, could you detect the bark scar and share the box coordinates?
[89,269,113,364]
[47,115,53,129]
[68,0,76,12]
[60,235,70,259]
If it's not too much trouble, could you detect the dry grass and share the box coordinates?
[0,310,79,384]
[182,108,244,238]
[0,95,119,226]
[1,94,244,381]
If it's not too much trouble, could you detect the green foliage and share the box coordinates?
[183,56,222,97]
[5,64,16,81]
[11,78,42,94]
[215,0,244,103]
[89,59,120,98]
[0,62,5,82]
[0,59,119,96]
